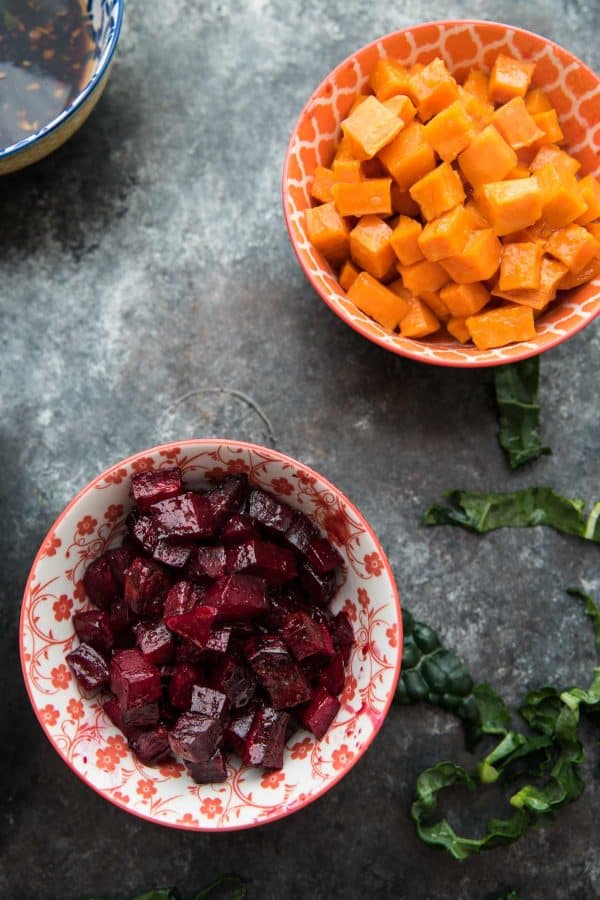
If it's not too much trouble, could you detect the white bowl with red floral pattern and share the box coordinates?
[20,439,402,831]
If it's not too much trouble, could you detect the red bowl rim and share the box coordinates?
[282,18,600,368]
[19,438,402,831]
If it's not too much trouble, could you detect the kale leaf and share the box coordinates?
[494,357,551,469]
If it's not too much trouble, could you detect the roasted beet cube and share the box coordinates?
[243,706,290,769]
[124,557,169,616]
[106,543,137,586]
[163,581,200,619]
[188,545,227,580]
[153,539,194,569]
[165,605,217,647]
[174,640,203,664]
[190,685,230,722]
[159,698,180,729]
[244,636,312,709]
[210,655,256,709]
[135,621,174,666]
[305,536,344,574]
[226,538,297,584]
[264,584,304,631]
[131,467,182,511]
[223,706,256,757]
[66,643,110,693]
[110,649,161,711]
[168,711,223,763]
[121,701,160,730]
[317,652,346,695]
[109,600,137,648]
[73,610,114,655]
[220,513,257,544]
[187,749,228,784]
[330,610,354,663]
[284,512,318,554]
[168,663,203,709]
[282,610,334,662]
[178,627,232,664]
[83,555,120,610]
[301,563,336,605]
[204,575,268,621]
[247,488,295,537]
[298,686,340,739]
[128,512,159,554]
[102,695,141,740]
[129,725,172,766]
[206,474,248,527]
[151,492,213,541]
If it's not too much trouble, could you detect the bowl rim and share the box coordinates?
[282,18,600,369]
[0,0,125,162]
[19,437,402,831]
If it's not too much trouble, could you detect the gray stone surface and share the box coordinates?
[1,1,599,898]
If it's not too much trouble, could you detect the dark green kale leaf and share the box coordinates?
[494,358,551,469]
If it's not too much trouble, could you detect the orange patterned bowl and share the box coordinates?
[282,20,600,367]
[20,439,401,831]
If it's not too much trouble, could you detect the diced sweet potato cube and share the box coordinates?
[457,87,495,130]
[439,229,502,283]
[532,109,563,145]
[493,97,545,149]
[378,122,436,190]
[399,296,440,338]
[409,162,465,222]
[383,94,416,123]
[339,260,360,292]
[545,224,600,273]
[492,256,568,310]
[489,53,535,104]
[417,205,470,262]
[347,271,409,329]
[332,158,362,182]
[577,174,600,225]
[524,88,552,115]
[466,305,536,349]
[390,216,424,266]
[333,136,357,162]
[558,255,600,289]
[390,185,421,216]
[587,222,600,242]
[409,58,459,121]
[478,178,542,236]
[305,202,349,266]
[463,68,489,102]
[447,317,471,343]
[458,125,517,187]
[424,100,475,162]
[349,215,396,279]
[534,163,586,227]
[369,58,413,101]
[419,290,450,322]
[499,242,544,291]
[400,259,450,295]
[310,166,335,203]
[530,144,580,177]
[341,95,403,160]
[440,281,489,317]
[506,164,531,180]
[348,94,369,114]
[332,178,392,217]
[464,201,489,229]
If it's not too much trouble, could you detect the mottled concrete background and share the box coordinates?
[1,1,599,898]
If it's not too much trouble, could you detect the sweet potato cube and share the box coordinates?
[391,184,421,216]
[524,88,552,115]
[467,306,536,349]
[587,223,600,242]
[339,260,360,292]
[110,649,161,711]
[534,163,586,227]
[305,202,349,266]
[463,68,489,102]
[545,224,600,273]
[417,205,470,262]
[499,242,544,291]
[463,201,489,229]
[493,97,545,150]
[400,259,449,295]
[440,281,489,317]
[383,94,416,123]
[349,215,395,279]
[409,57,459,121]
[532,109,563,145]
[348,94,369,114]
[390,216,423,266]
[332,178,392,217]
[506,164,531,180]
[298,687,340,740]
[478,178,542,236]
[576,174,600,225]
[332,158,362,182]
[447,317,471,343]
[347,271,408,330]
[439,229,502,283]
[409,162,465,222]
[399,296,440,338]
[458,125,518,187]
[457,87,494,130]
[131,467,182,512]
[419,290,450,322]
[559,255,600,289]
[369,58,413,101]
[341,95,403,160]
[333,136,359,162]
[492,256,568,310]
[423,100,475,162]
[530,144,580,177]
[489,53,535,104]
[378,122,436,190]
[310,166,336,203]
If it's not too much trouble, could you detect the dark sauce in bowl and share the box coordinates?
[0,0,96,149]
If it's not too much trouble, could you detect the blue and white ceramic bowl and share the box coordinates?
[0,0,124,175]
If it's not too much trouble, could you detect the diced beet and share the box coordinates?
[330,610,354,664]
[135,621,174,666]
[190,685,229,722]
[210,655,256,709]
[301,563,336,606]
[284,512,318,554]
[73,610,114,655]
[204,575,268,621]
[317,652,346,695]
[305,536,344,574]
[187,749,228,784]
[153,539,194,569]
[188,545,227,580]
[158,698,180,729]
[110,649,161,711]
[124,557,169,616]
[264,584,305,631]
[165,605,217,647]
[83,555,120,610]
[131,467,182,512]
[298,686,340,740]
[243,706,290,769]
[206,474,248,528]
[128,512,159,554]
[163,581,200,619]
[109,600,137,648]
[106,544,137,586]
[121,701,160,729]
[66,643,110,693]
[220,513,257,545]
[151,492,213,542]
[102,695,142,740]
[282,610,335,662]
[243,636,312,709]
[174,640,203,664]
[177,626,232,664]
[308,604,335,630]
[225,538,298,584]
[129,725,172,765]
[168,663,203,710]
[247,488,295,537]
[223,706,256,757]
[168,711,223,763]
